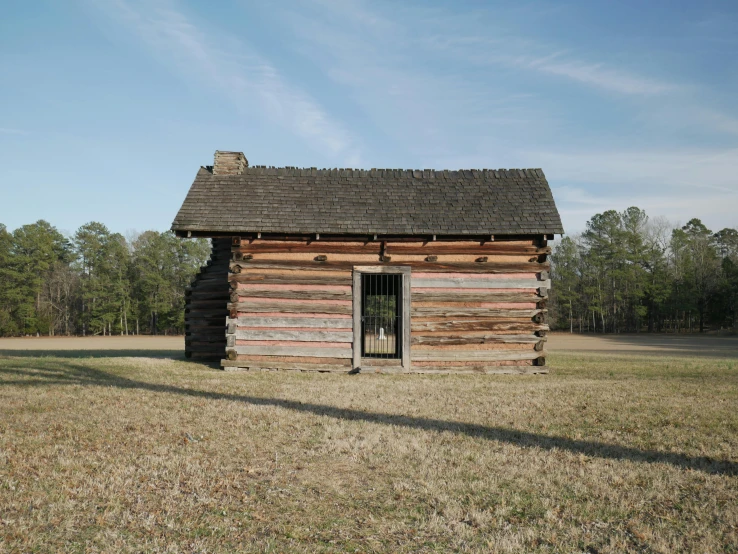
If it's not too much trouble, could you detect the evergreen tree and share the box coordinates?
[670,219,720,332]
[7,221,73,335]
[0,224,17,335]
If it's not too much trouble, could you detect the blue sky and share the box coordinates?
[1,0,737,237]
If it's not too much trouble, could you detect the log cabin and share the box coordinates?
[172,151,563,374]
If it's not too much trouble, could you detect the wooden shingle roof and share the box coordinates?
[171,166,564,236]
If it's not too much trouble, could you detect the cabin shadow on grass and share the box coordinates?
[0,359,735,477]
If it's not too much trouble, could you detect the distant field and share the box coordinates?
[0,335,184,357]
[3,332,738,358]
[549,332,738,358]
[0,339,736,552]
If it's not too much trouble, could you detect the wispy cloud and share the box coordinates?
[524,57,676,96]
[425,37,678,96]
[404,12,678,97]
[89,0,359,162]
[280,2,561,161]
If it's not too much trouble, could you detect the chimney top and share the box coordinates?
[213,151,248,175]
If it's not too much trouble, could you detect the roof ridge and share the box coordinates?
[225,166,545,174]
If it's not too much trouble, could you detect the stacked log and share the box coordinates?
[184,238,231,362]
[224,242,354,372]
[221,238,549,373]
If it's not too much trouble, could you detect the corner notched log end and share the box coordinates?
[184,237,230,363]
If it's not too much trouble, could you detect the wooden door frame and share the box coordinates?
[352,266,411,371]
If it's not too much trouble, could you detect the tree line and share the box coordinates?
[0,220,211,337]
[3,210,736,337]
[549,207,738,333]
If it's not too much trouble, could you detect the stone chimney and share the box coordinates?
[213,151,248,175]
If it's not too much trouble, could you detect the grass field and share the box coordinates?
[0,340,737,552]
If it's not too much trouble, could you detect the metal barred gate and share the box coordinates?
[361,273,402,359]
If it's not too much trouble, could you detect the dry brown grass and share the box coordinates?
[0,350,736,553]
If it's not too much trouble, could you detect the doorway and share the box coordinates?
[361,273,402,359]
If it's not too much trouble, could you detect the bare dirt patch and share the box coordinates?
[0,336,184,359]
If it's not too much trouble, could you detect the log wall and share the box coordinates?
[221,237,549,374]
[184,238,231,361]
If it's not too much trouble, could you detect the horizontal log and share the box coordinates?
[411,291,544,303]
[235,329,353,342]
[188,352,223,361]
[413,343,533,352]
[386,244,550,255]
[185,317,227,326]
[229,302,352,315]
[190,276,228,285]
[196,266,229,275]
[237,242,381,254]
[410,307,543,318]
[229,273,353,286]
[185,327,227,335]
[411,350,546,362]
[221,360,351,372]
[194,275,229,283]
[186,331,227,340]
[235,252,536,263]
[187,299,229,309]
[236,316,352,328]
[186,332,226,341]
[231,345,353,358]
[231,260,548,274]
[185,344,226,353]
[230,354,353,365]
[412,278,550,289]
[236,339,347,348]
[411,319,549,332]
[188,284,228,294]
[187,342,227,351]
[233,288,351,301]
[185,291,230,300]
[413,301,537,309]
[203,260,230,269]
[234,242,549,255]
[411,334,540,346]
[185,309,229,318]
